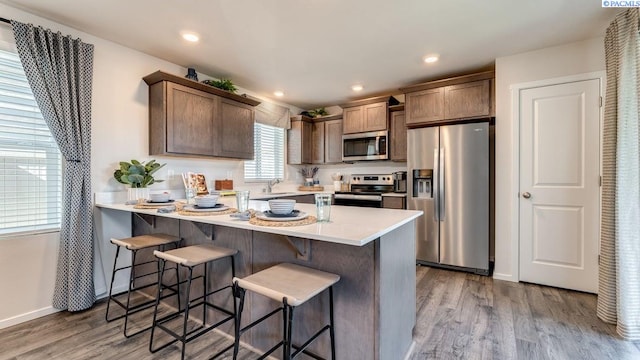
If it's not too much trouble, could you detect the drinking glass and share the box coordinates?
[236,190,250,212]
[314,194,332,222]
[185,187,197,204]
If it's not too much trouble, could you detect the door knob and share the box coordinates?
[522,192,531,199]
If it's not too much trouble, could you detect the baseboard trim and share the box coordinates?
[493,272,516,282]
[0,306,61,330]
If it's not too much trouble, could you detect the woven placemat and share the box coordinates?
[178,208,238,216]
[249,215,317,227]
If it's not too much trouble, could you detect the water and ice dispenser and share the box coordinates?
[412,169,433,199]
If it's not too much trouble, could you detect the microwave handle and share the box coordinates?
[375,136,380,154]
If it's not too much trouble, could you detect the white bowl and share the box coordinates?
[195,195,219,208]
[149,192,170,202]
[268,199,296,214]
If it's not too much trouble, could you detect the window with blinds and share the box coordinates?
[244,122,285,181]
[0,48,62,235]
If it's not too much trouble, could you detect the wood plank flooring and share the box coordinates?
[1,266,639,359]
[410,266,640,360]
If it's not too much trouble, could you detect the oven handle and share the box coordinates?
[334,194,382,201]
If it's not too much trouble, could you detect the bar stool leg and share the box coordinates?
[123,249,139,337]
[233,283,246,360]
[179,266,194,360]
[105,245,121,322]
[329,286,336,360]
[149,258,167,353]
[203,262,208,327]
[285,300,295,360]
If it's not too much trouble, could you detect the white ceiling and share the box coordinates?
[0,0,619,109]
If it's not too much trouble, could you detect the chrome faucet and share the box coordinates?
[266,178,281,193]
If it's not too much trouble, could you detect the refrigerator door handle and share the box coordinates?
[439,147,445,221]
[433,148,440,221]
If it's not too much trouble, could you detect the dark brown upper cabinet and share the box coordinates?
[288,115,343,165]
[144,71,259,160]
[401,71,494,127]
[389,107,406,162]
[340,96,399,134]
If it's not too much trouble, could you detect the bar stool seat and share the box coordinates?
[235,263,340,306]
[150,243,238,360]
[233,263,340,360]
[154,244,237,266]
[106,233,182,338]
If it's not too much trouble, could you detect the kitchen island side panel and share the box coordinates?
[376,221,417,360]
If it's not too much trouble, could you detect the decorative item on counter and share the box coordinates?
[201,78,238,93]
[299,167,319,186]
[214,179,234,190]
[331,173,343,191]
[185,67,198,81]
[114,159,166,201]
[181,172,208,195]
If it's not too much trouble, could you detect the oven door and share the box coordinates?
[342,131,388,161]
[333,193,383,208]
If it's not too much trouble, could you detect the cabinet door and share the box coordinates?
[215,98,255,159]
[390,111,406,162]
[288,120,312,164]
[405,88,445,125]
[311,121,325,164]
[342,106,363,134]
[165,83,218,156]
[324,119,343,163]
[363,102,388,132]
[382,196,406,209]
[444,80,491,119]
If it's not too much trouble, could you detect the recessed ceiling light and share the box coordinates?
[274,90,284,97]
[351,84,363,92]
[423,55,439,63]
[182,33,199,42]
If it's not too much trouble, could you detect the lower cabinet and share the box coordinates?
[382,196,406,209]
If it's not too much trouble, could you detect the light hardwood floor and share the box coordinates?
[1,266,639,360]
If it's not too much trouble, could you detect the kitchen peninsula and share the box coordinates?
[95,197,422,359]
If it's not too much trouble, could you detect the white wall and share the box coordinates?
[493,37,605,281]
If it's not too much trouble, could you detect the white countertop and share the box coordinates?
[95,197,422,247]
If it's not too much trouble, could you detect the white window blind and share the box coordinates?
[0,48,62,235]
[244,122,285,181]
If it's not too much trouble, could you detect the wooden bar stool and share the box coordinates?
[149,243,238,360]
[105,233,182,337]
[233,263,340,360]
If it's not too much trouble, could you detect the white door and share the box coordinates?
[519,78,600,293]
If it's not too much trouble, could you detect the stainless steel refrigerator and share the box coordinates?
[408,122,489,274]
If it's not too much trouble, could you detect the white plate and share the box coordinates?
[256,211,308,222]
[183,204,230,212]
[144,199,174,204]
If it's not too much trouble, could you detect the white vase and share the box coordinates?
[128,187,150,201]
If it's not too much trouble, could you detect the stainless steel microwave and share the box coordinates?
[342,130,388,161]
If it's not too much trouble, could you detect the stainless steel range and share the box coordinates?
[333,174,394,208]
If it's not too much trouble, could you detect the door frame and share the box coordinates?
[509,71,605,283]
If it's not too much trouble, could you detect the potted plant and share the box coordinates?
[114,159,166,200]
[201,78,238,93]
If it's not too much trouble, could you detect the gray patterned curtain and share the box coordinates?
[11,20,95,311]
[597,8,640,340]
